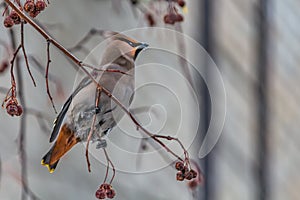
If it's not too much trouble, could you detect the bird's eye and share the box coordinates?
[128,41,134,47]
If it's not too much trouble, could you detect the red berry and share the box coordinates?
[106,188,116,199]
[176,171,184,181]
[181,165,189,174]
[16,105,23,116]
[3,16,14,28]
[29,9,40,18]
[9,11,21,25]
[177,0,186,7]
[24,0,35,13]
[6,100,19,116]
[190,169,198,178]
[35,0,46,11]
[95,188,106,199]
[176,14,184,22]
[185,171,194,180]
[188,180,199,190]
[145,13,155,26]
[175,161,184,171]
[164,14,175,25]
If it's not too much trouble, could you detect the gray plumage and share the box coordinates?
[42,32,148,172]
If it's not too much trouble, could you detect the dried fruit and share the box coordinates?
[185,171,194,180]
[3,16,14,28]
[95,188,106,199]
[5,100,22,116]
[175,161,184,171]
[106,188,116,199]
[9,11,21,25]
[29,9,40,18]
[189,169,198,178]
[177,0,186,7]
[16,105,23,116]
[176,171,184,181]
[24,0,35,13]
[35,0,46,11]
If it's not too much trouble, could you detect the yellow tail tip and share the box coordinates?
[183,6,188,14]
[41,159,55,173]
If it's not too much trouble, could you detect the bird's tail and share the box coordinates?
[41,124,80,173]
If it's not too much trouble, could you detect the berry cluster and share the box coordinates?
[24,0,47,18]
[4,10,21,28]
[163,12,183,25]
[3,0,47,28]
[175,161,197,181]
[163,1,185,25]
[4,98,23,117]
[95,183,116,199]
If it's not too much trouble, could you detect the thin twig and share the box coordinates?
[10,44,21,91]
[21,22,36,87]
[45,41,57,113]
[103,148,115,184]
[86,87,102,172]
[9,27,30,200]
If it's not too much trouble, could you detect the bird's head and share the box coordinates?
[100,32,148,69]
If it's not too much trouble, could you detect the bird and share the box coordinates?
[41,32,148,173]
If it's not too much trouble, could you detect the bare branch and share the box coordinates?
[21,22,36,87]
[45,41,57,113]
[86,87,102,172]
[103,148,115,184]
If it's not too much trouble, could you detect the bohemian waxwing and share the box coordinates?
[41,32,148,173]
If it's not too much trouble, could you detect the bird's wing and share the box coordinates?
[49,76,92,143]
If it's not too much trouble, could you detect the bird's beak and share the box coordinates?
[133,43,149,60]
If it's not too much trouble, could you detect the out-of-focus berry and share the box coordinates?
[177,0,186,7]
[145,13,155,26]
[4,16,14,28]
[0,61,9,73]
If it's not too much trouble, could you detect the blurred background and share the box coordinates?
[0,0,299,200]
